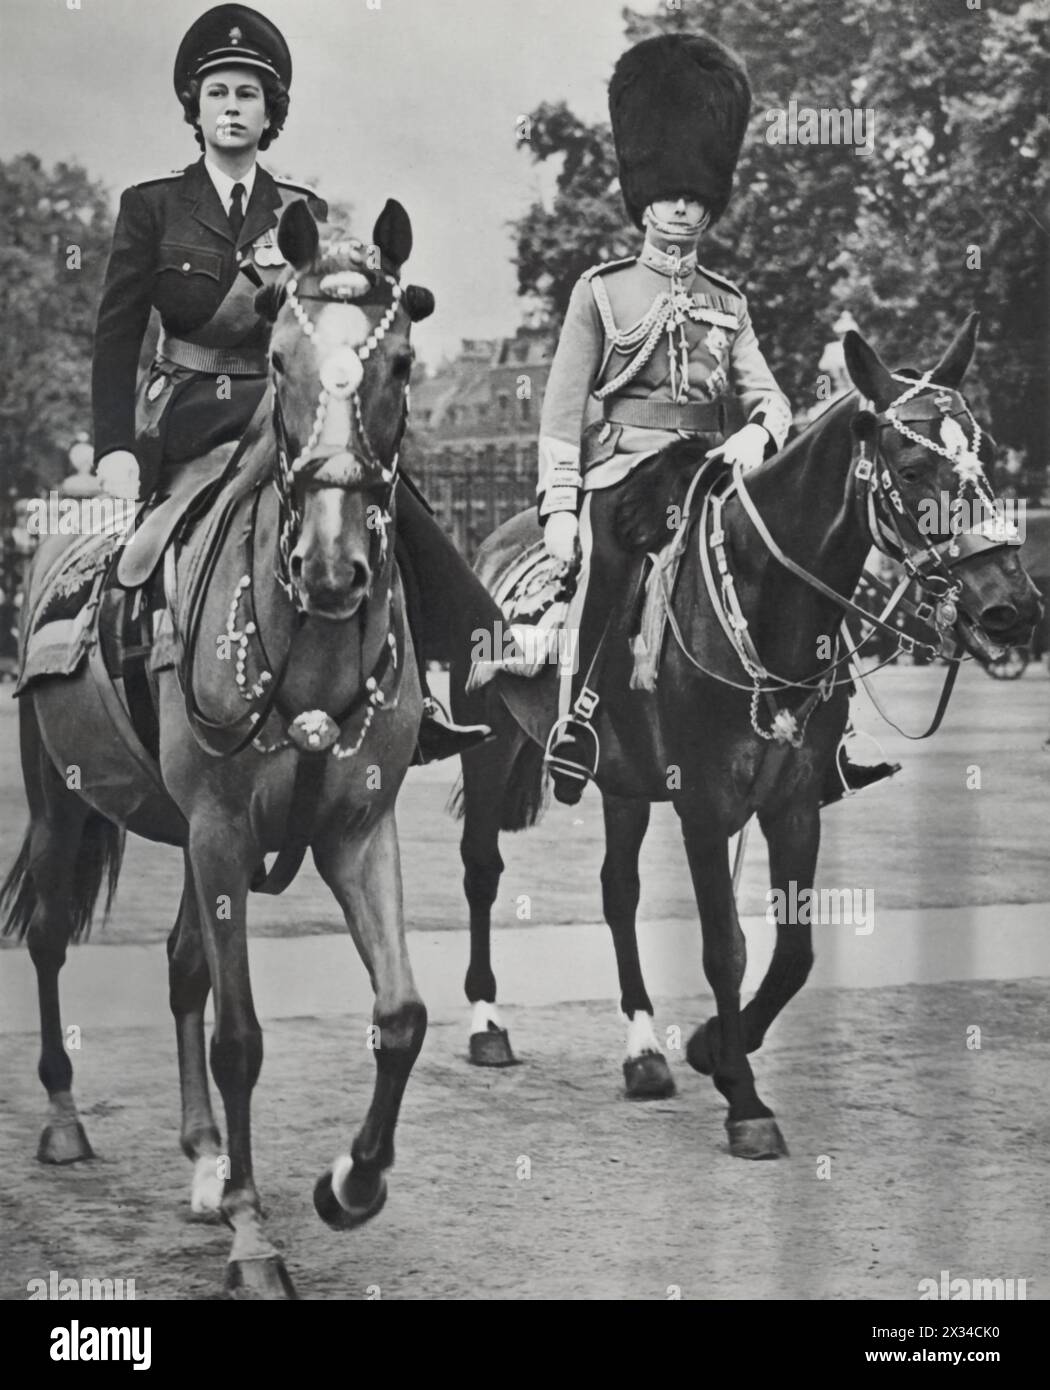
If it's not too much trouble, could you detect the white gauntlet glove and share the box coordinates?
[544,511,579,565]
[96,450,141,501]
[705,422,770,473]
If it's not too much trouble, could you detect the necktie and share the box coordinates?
[229,182,245,241]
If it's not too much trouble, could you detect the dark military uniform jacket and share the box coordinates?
[92,156,327,483]
[537,241,792,508]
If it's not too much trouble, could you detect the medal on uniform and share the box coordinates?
[147,375,166,402]
[704,325,728,361]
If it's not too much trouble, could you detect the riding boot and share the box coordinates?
[820,742,902,807]
[394,484,493,764]
[546,493,622,806]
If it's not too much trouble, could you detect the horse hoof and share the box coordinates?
[623,1052,676,1100]
[37,1122,94,1165]
[313,1166,388,1231]
[468,1026,518,1067]
[726,1117,789,1160]
[685,1018,720,1076]
[225,1255,297,1300]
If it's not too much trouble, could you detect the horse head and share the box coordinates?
[258,197,433,621]
[843,314,1041,661]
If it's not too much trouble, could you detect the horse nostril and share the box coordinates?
[981,604,1018,633]
[350,560,371,593]
[289,553,303,583]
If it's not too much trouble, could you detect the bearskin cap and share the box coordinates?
[609,32,752,228]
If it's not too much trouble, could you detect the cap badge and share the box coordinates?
[229,26,242,43]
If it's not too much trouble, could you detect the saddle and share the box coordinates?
[466,537,576,692]
[14,444,241,766]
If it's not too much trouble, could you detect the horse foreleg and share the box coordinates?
[678,804,788,1159]
[691,805,820,1074]
[311,810,427,1232]
[167,850,223,1217]
[601,794,674,1099]
[190,824,293,1299]
[461,733,520,1067]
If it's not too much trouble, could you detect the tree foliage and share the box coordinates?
[513,0,1048,488]
[0,155,114,492]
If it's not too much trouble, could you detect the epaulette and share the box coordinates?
[581,256,637,281]
[133,171,184,189]
[696,263,745,300]
[274,175,328,218]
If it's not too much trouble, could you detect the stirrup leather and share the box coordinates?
[544,686,601,786]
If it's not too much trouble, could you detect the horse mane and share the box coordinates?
[613,439,709,551]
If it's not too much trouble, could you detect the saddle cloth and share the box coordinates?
[466,542,576,692]
[14,447,234,697]
[16,529,124,693]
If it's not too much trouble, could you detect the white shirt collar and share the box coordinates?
[204,158,257,216]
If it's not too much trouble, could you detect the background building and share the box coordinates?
[407,316,554,556]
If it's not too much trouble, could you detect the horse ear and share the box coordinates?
[277,199,320,271]
[373,198,413,270]
[254,282,283,321]
[403,285,434,322]
[930,312,980,388]
[843,329,897,410]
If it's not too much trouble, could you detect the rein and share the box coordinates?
[661,380,1020,745]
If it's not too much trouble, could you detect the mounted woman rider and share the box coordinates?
[538,32,898,805]
[92,3,491,762]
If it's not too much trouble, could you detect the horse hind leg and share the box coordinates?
[459,728,533,1068]
[2,699,123,1163]
[168,850,223,1217]
[601,794,675,1100]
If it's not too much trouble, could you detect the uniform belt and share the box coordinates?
[604,398,725,432]
[157,332,268,376]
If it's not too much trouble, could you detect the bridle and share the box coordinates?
[182,262,411,763]
[660,375,1023,746]
[271,269,409,605]
[850,371,1011,633]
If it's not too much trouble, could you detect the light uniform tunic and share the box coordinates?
[537,240,792,508]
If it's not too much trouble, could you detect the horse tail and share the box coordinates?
[0,832,35,941]
[0,812,124,944]
[70,813,125,942]
[499,738,547,831]
[446,736,548,833]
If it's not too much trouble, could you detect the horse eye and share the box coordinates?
[271,351,285,374]
[392,351,413,378]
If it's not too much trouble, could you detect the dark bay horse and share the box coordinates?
[2,200,432,1296]
[451,315,1040,1159]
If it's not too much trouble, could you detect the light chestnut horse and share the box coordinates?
[2,199,433,1298]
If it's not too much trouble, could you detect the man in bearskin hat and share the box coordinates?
[539,32,898,805]
[92,4,492,760]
